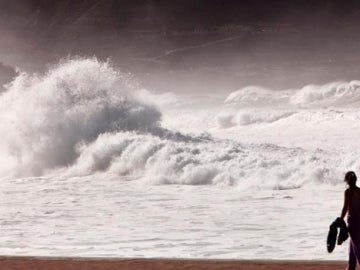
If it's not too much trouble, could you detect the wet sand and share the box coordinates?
[0,257,346,270]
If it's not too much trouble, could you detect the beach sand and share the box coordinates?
[0,257,346,270]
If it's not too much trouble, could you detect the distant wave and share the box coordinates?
[225,81,360,108]
[224,86,290,107]
[217,81,360,128]
[290,81,360,106]
[217,110,295,128]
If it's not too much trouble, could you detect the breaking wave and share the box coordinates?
[225,81,360,108]
[217,110,295,128]
[0,57,161,176]
[67,131,348,189]
[0,57,355,189]
[217,80,360,128]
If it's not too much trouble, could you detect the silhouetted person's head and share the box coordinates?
[345,171,357,188]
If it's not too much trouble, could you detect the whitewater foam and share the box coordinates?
[62,131,349,189]
[0,57,161,176]
[0,57,358,260]
[0,57,358,190]
[224,80,360,108]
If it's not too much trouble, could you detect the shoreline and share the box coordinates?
[0,256,347,270]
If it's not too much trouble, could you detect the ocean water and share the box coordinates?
[0,57,357,259]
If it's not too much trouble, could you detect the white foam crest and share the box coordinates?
[290,80,360,106]
[66,131,350,189]
[0,57,161,176]
[217,80,360,129]
[224,86,290,107]
[224,80,360,109]
[217,110,295,128]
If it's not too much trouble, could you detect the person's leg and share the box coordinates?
[347,241,357,270]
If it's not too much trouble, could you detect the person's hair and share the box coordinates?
[345,171,357,188]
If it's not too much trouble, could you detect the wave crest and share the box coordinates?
[63,131,346,189]
[0,57,161,176]
[225,80,360,108]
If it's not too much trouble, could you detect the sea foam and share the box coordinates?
[0,57,161,176]
[225,81,360,108]
[0,57,355,189]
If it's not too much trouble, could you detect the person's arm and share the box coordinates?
[340,189,350,220]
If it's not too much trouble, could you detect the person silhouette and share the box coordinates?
[341,171,360,270]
